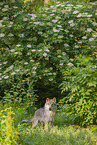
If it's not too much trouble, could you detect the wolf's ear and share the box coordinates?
[53,97,56,103]
[46,98,50,102]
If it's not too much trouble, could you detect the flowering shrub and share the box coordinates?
[0,0,97,125]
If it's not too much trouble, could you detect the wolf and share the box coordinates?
[22,97,57,127]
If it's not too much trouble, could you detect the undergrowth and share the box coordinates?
[0,102,97,145]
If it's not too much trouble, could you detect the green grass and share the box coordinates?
[0,102,97,145]
[18,125,97,145]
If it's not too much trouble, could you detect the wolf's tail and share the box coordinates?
[22,118,34,123]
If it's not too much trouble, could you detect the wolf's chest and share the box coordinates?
[44,110,54,122]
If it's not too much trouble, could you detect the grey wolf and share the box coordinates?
[22,97,57,127]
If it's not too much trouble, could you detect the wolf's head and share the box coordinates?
[45,97,57,112]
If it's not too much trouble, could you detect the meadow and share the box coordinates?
[0,102,97,145]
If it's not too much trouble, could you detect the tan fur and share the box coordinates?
[22,97,57,127]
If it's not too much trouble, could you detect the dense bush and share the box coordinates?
[0,0,97,125]
[60,56,97,126]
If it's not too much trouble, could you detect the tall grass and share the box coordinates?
[0,102,97,145]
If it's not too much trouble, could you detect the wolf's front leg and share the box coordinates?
[32,117,38,127]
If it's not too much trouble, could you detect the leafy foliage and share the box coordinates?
[0,0,97,125]
[61,56,97,126]
[0,107,18,144]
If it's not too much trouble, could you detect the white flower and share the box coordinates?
[76,5,82,7]
[16,69,20,72]
[53,28,59,32]
[68,8,72,12]
[13,6,18,8]
[28,14,37,17]
[87,28,93,32]
[69,34,73,37]
[10,65,14,69]
[3,61,8,64]
[26,69,29,72]
[43,53,47,57]
[24,62,28,65]
[70,58,74,61]
[38,49,42,52]
[23,18,28,21]
[27,52,30,55]
[33,67,37,70]
[77,13,82,17]
[67,4,73,6]
[53,73,56,75]
[52,10,56,12]
[27,44,31,48]
[19,34,24,37]
[28,14,37,19]
[67,63,73,66]
[8,33,14,36]
[49,78,53,81]
[50,14,55,16]
[75,45,79,48]
[14,52,18,54]
[38,32,43,35]
[73,10,79,14]
[4,5,9,8]
[50,67,53,70]
[92,35,97,37]
[52,20,57,23]
[56,4,61,7]
[31,49,36,52]
[92,22,97,26]
[16,44,21,47]
[45,57,49,60]
[87,15,92,17]
[33,71,36,74]
[0,64,2,66]
[65,30,69,33]
[8,25,12,28]
[45,58,49,60]
[4,76,9,79]
[30,60,34,62]
[82,36,87,39]
[33,22,41,25]
[10,49,15,52]
[68,20,73,24]
[0,73,2,75]
[11,72,16,75]
[70,23,75,27]
[0,78,2,80]
[0,33,5,37]
[62,52,66,55]
[57,25,62,27]
[64,43,69,47]
[48,73,52,75]
[61,5,65,7]
[45,49,49,52]
[89,38,94,41]
[60,63,63,66]
[90,2,96,5]
[3,17,7,20]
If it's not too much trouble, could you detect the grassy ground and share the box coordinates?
[0,102,97,145]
